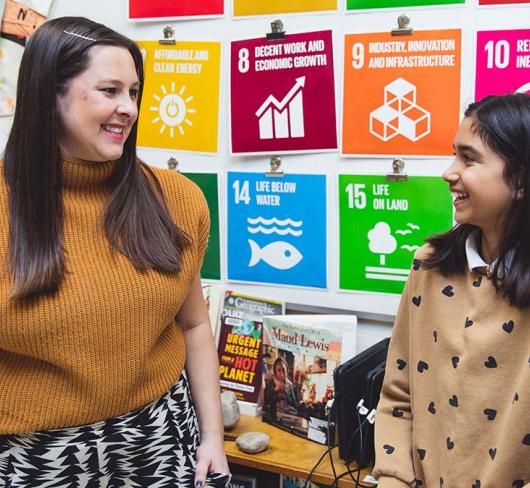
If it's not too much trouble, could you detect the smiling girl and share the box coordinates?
[373,94,530,488]
[0,17,229,488]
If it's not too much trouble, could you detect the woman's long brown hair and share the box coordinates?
[4,17,189,300]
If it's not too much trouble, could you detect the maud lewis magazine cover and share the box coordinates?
[261,315,357,444]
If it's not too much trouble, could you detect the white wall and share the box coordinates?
[47,0,530,321]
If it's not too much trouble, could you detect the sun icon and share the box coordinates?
[150,82,196,138]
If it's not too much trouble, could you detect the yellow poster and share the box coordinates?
[234,0,337,16]
[137,40,221,153]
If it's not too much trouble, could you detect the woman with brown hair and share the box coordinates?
[0,16,229,487]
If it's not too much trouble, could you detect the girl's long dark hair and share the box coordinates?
[424,93,530,308]
[4,17,189,300]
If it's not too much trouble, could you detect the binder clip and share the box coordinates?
[267,19,286,41]
[167,157,179,172]
[159,25,176,45]
[367,409,377,425]
[391,15,413,37]
[387,158,408,181]
[265,156,284,177]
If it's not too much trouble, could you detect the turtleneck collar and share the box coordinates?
[61,156,116,193]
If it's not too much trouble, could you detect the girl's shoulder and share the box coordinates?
[413,243,436,264]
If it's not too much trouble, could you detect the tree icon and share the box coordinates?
[368,222,397,265]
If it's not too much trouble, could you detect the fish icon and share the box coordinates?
[248,239,303,270]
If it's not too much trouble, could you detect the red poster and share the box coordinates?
[129,0,223,20]
[230,30,337,154]
[479,0,529,4]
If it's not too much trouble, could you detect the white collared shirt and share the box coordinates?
[465,230,511,277]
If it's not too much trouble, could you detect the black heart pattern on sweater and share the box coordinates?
[383,444,395,454]
[392,408,403,417]
[428,402,436,414]
[412,259,422,270]
[417,448,426,461]
[397,359,407,370]
[412,296,422,307]
[483,408,496,421]
[513,392,519,403]
[523,434,530,445]
[489,448,497,460]
[417,361,429,373]
[440,478,444,488]
[472,276,482,287]
[449,395,458,407]
[472,481,481,488]
[513,480,524,488]
[446,437,454,449]
[452,356,460,368]
[442,285,454,297]
[433,330,438,342]
[415,480,423,487]
[485,356,497,368]
[502,320,514,333]
[465,317,474,328]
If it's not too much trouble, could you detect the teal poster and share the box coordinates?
[347,0,464,9]
[184,173,221,280]
[339,175,452,294]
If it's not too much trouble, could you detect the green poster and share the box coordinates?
[184,173,221,280]
[339,175,452,294]
[347,0,463,8]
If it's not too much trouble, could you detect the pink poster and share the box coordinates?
[230,30,337,154]
[475,29,530,101]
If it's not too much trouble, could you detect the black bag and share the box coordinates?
[333,337,390,467]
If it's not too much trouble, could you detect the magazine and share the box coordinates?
[261,315,357,444]
[218,290,284,415]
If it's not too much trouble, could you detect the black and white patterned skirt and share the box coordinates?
[0,375,231,487]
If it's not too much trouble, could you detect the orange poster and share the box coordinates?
[342,30,461,157]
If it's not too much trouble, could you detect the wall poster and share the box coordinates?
[347,0,463,9]
[183,173,221,280]
[475,29,530,100]
[230,30,337,155]
[137,40,221,153]
[479,0,529,4]
[339,174,453,294]
[227,172,327,289]
[342,29,461,157]
[233,0,337,17]
[128,0,223,20]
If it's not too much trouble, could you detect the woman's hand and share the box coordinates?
[194,439,230,487]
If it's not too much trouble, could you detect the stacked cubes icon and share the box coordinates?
[370,78,431,142]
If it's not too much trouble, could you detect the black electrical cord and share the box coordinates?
[327,402,339,484]
[302,442,338,488]
[303,414,371,488]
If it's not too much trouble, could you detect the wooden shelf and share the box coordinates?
[224,415,373,487]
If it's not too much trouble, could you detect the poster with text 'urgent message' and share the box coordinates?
[339,174,453,294]
[227,172,326,288]
[475,29,530,100]
[137,41,221,153]
[342,30,461,157]
[233,0,337,16]
[230,31,337,154]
